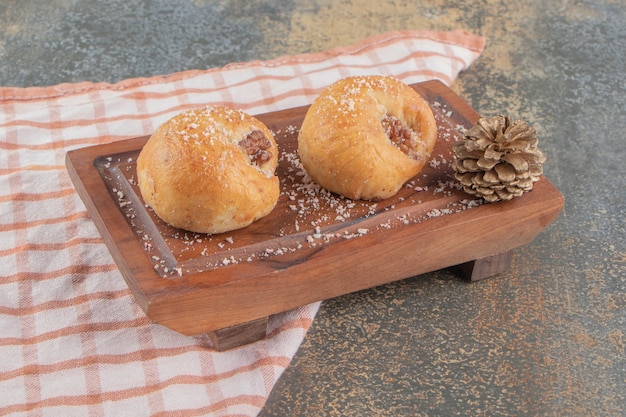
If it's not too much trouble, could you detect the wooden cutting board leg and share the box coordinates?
[455,250,515,281]
[207,316,269,351]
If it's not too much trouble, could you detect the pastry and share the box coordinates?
[297,75,437,200]
[136,105,280,234]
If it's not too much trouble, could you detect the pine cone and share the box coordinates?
[452,115,546,202]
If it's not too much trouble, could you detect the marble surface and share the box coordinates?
[2,0,625,415]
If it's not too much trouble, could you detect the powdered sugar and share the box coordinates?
[97,96,482,278]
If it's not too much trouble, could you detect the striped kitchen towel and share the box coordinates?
[0,30,484,416]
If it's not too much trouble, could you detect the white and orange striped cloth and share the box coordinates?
[0,30,484,416]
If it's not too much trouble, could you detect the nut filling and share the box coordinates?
[239,129,272,165]
[381,115,421,160]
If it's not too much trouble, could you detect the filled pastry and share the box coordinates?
[137,105,280,234]
[298,75,437,200]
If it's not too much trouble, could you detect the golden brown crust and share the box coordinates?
[136,106,279,234]
[297,75,438,200]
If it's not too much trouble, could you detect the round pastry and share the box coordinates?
[297,75,438,200]
[136,105,280,234]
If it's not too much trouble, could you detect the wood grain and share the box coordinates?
[65,80,565,336]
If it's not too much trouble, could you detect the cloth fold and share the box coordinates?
[0,30,484,416]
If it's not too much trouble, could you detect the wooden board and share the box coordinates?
[66,80,564,336]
